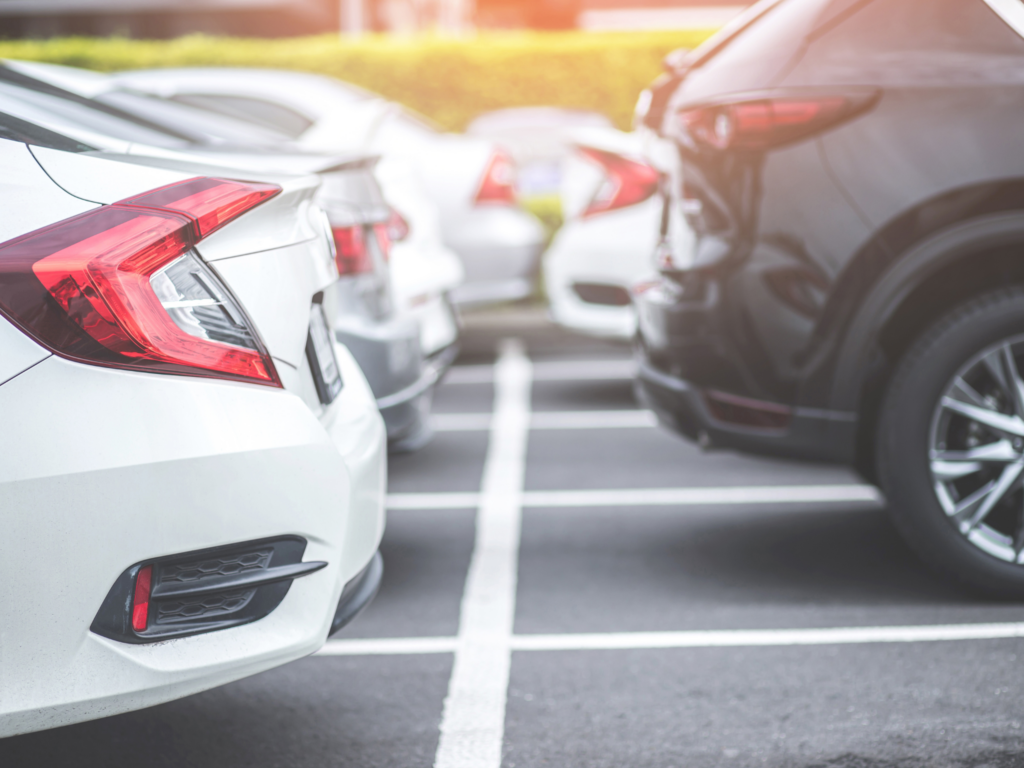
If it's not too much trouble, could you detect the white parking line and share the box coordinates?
[386,485,882,511]
[431,409,657,432]
[433,339,531,768]
[318,636,459,655]
[445,358,633,384]
[318,621,1024,657]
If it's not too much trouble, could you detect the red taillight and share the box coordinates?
[578,146,659,218]
[0,177,282,386]
[474,150,517,206]
[385,208,410,243]
[122,177,279,239]
[675,91,878,152]
[132,565,152,632]
[333,225,373,276]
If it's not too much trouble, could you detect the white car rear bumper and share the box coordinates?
[0,343,385,737]
[544,198,663,340]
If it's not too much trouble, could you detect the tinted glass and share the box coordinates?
[0,81,191,148]
[171,94,313,139]
[816,0,1024,53]
[97,90,292,146]
[680,0,842,100]
[0,111,93,152]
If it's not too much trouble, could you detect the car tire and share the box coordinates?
[878,287,1024,597]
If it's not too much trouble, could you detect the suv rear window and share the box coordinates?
[679,0,851,101]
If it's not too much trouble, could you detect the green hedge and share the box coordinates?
[0,30,714,131]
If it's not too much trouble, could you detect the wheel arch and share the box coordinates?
[830,185,1024,480]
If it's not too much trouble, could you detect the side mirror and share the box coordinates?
[663,48,691,73]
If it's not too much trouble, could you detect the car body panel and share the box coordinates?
[0,137,385,735]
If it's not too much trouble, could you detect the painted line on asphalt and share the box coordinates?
[317,622,1024,657]
[445,358,633,384]
[433,338,531,768]
[319,636,459,655]
[386,485,883,511]
[431,409,657,432]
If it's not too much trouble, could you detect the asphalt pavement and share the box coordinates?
[5,309,1024,768]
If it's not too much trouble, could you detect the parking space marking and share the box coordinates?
[318,637,459,655]
[433,339,531,768]
[386,484,882,510]
[319,621,1024,657]
[431,409,656,432]
[445,358,633,384]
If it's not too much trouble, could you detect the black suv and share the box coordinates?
[634,0,1024,595]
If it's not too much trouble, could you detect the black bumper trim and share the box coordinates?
[636,358,858,464]
[330,551,383,636]
[92,536,324,644]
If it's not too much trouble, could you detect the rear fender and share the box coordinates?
[830,188,1024,416]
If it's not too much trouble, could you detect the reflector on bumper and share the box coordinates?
[91,536,326,644]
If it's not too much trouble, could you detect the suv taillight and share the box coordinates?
[675,90,879,152]
[0,177,281,386]
[578,146,660,218]
[474,150,517,205]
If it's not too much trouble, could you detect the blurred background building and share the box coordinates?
[0,0,746,37]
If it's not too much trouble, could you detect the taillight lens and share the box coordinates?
[578,146,659,218]
[0,177,282,386]
[333,225,372,276]
[474,150,517,206]
[675,91,878,152]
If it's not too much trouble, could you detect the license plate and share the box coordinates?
[306,304,343,405]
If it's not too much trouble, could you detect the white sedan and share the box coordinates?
[0,58,464,450]
[0,117,386,736]
[106,67,548,306]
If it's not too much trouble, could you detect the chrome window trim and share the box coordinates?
[983,0,1024,39]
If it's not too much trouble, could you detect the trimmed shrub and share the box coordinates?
[0,30,715,131]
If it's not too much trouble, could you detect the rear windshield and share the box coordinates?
[96,90,294,146]
[814,0,1024,55]
[171,94,314,139]
[677,0,868,100]
[0,110,94,152]
[0,80,192,149]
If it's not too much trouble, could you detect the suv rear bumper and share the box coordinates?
[634,282,857,464]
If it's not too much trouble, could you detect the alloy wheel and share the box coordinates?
[929,335,1024,563]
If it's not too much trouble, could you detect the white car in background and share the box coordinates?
[106,67,548,306]
[545,128,686,339]
[0,59,463,451]
[0,116,386,736]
